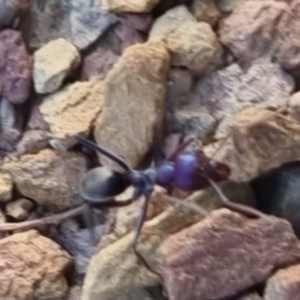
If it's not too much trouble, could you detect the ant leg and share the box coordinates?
[168,135,195,161]
[207,178,268,219]
[132,195,163,280]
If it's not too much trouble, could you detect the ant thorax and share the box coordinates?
[129,168,157,195]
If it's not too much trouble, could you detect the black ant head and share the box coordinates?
[80,166,131,203]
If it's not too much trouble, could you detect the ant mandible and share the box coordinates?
[72,134,266,277]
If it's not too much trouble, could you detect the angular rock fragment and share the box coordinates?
[190,60,294,121]
[264,264,300,300]
[0,0,29,29]
[21,0,116,50]
[0,230,71,300]
[94,41,170,170]
[82,182,257,300]
[0,172,13,202]
[204,107,300,182]
[2,149,88,210]
[190,0,221,26]
[40,80,105,150]
[0,29,31,104]
[288,91,300,122]
[149,5,220,74]
[100,0,158,13]
[216,0,245,13]
[6,198,33,220]
[33,38,80,94]
[158,209,300,300]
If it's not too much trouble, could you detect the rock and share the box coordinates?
[216,0,245,13]
[67,286,82,300]
[165,68,193,111]
[158,209,300,300]
[116,13,152,32]
[288,91,300,122]
[0,230,71,300]
[40,80,105,150]
[251,161,300,239]
[189,60,294,122]
[33,38,81,94]
[239,293,262,300]
[190,0,221,26]
[100,0,158,13]
[94,41,170,170]
[2,149,88,210]
[168,109,217,139]
[21,0,116,50]
[0,0,29,29]
[82,181,257,300]
[6,198,34,220]
[264,264,300,300]
[149,5,220,74]
[204,107,300,182]
[0,172,13,202]
[0,29,31,104]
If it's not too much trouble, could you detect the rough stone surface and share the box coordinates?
[264,264,300,300]
[67,286,82,300]
[0,172,13,202]
[94,41,170,170]
[0,0,29,29]
[40,80,105,150]
[6,198,34,220]
[2,149,88,210]
[21,0,116,50]
[0,230,71,300]
[0,29,31,104]
[82,182,257,300]
[288,92,300,122]
[100,0,159,13]
[239,293,262,300]
[204,107,300,182]
[216,0,245,13]
[158,209,300,300]
[149,5,220,74]
[189,60,294,122]
[33,38,80,94]
[190,0,221,26]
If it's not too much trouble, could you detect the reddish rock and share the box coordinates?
[0,29,31,104]
[116,12,152,32]
[264,264,300,300]
[157,209,300,300]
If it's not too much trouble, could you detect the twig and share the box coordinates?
[0,204,87,232]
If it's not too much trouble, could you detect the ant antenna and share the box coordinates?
[73,135,132,172]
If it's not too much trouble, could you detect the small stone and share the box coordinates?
[22,0,116,50]
[33,38,81,94]
[116,13,152,32]
[0,0,29,29]
[288,91,300,122]
[0,172,13,202]
[94,41,170,170]
[0,29,31,104]
[149,5,220,74]
[40,80,105,150]
[216,0,245,13]
[6,198,33,220]
[100,0,159,13]
[2,149,88,210]
[0,229,71,300]
[264,264,300,300]
[190,0,221,26]
[158,209,300,300]
[204,107,300,182]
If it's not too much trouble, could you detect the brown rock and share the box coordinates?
[0,172,13,202]
[190,0,221,26]
[6,198,34,220]
[21,0,116,50]
[149,5,220,74]
[2,149,88,210]
[100,0,159,12]
[0,29,31,104]
[0,0,29,29]
[264,264,300,300]
[0,230,71,300]
[189,60,294,122]
[216,0,245,13]
[288,92,300,122]
[33,38,81,94]
[94,41,170,170]
[204,107,300,182]
[82,181,257,300]
[40,80,105,150]
[158,209,300,300]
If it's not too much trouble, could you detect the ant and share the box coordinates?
[72,134,267,278]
